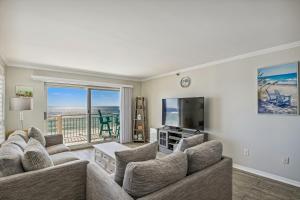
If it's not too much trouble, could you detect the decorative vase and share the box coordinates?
[137,114,142,120]
[138,133,143,140]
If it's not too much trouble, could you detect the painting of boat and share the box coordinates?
[257,62,299,115]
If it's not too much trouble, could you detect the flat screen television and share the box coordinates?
[162,97,204,130]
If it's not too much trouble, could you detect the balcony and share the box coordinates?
[47,114,119,146]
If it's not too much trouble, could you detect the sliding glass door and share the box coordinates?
[47,86,88,145]
[90,89,120,142]
[46,84,120,146]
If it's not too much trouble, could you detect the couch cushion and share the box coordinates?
[175,134,204,152]
[184,140,222,175]
[1,142,24,155]
[114,142,158,186]
[123,152,188,198]
[50,152,79,166]
[6,134,27,151]
[22,138,54,171]
[0,143,25,177]
[46,144,70,155]
[28,126,46,146]
[45,134,63,147]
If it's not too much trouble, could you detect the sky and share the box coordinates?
[48,87,120,107]
[258,62,298,77]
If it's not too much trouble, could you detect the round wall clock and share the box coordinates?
[180,76,191,88]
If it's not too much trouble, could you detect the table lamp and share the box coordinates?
[10,97,33,129]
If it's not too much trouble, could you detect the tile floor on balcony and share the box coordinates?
[63,131,118,146]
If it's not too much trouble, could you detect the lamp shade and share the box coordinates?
[10,97,33,111]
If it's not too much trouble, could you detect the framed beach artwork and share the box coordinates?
[257,62,299,115]
[16,85,33,97]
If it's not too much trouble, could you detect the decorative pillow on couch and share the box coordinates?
[5,134,27,151]
[9,130,29,142]
[175,134,204,152]
[22,138,54,171]
[0,143,25,177]
[114,142,158,186]
[28,126,46,146]
[123,152,188,198]
[184,140,222,175]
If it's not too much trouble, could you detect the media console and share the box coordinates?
[158,128,208,154]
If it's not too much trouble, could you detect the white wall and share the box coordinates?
[5,67,141,132]
[142,46,300,182]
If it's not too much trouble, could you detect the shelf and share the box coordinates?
[133,140,145,142]
[133,97,146,143]
[168,142,178,146]
[168,136,181,141]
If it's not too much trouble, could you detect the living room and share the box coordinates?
[0,1,300,200]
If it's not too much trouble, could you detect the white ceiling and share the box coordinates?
[1,0,300,80]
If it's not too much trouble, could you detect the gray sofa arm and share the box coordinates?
[45,134,63,147]
[138,157,232,200]
[87,163,134,200]
[0,160,88,200]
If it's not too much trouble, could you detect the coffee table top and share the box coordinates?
[93,142,130,159]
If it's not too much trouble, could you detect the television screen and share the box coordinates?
[162,97,204,130]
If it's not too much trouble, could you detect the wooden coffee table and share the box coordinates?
[93,142,130,174]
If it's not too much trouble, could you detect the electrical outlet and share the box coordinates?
[243,148,250,157]
[283,157,290,165]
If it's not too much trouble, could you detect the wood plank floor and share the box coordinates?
[233,169,300,200]
[73,148,300,200]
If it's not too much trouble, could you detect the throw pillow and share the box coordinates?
[0,143,25,177]
[6,134,27,151]
[175,134,204,152]
[10,130,29,142]
[184,140,222,175]
[123,152,188,198]
[114,142,158,186]
[22,138,54,171]
[1,142,24,155]
[28,126,46,146]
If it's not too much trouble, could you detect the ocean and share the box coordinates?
[48,106,120,116]
[258,72,297,85]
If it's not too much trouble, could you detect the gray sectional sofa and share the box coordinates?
[87,156,232,200]
[0,131,80,174]
[0,130,84,200]
[87,140,232,200]
[0,132,232,200]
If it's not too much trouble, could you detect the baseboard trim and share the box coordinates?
[233,164,300,188]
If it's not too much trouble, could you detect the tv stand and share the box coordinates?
[158,128,207,154]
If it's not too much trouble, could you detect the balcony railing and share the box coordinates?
[47,114,119,145]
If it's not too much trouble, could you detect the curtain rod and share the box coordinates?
[31,75,134,88]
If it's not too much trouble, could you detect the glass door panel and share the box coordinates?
[91,89,120,142]
[47,86,88,145]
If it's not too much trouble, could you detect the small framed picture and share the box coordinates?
[16,86,33,97]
